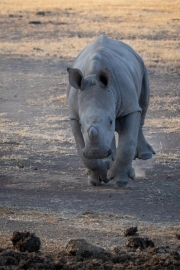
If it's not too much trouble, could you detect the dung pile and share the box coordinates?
[0,233,179,269]
[11,231,41,252]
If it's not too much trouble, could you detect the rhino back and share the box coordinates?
[74,35,143,74]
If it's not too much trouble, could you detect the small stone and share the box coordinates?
[36,11,45,16]
[29,21,41,25]
[18,164,24,169]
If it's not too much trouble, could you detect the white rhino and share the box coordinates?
[67,35,155,187]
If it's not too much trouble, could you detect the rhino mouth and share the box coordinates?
[82,148,112,159]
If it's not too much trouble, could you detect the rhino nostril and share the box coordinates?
[88,126,98,138]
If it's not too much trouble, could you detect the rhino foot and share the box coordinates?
[115,172,129,187]
[108,165,135,187]
[87,170,101,186]
[128,166,136,180]
[137,142,156,160]
[98,160,110,183]
[87,168,109,186]
[136,129,156,160]
[116,166,136,187]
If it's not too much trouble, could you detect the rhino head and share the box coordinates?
[67,68,116,159]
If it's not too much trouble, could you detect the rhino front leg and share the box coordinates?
[107,112,141,187]
[70,119,109,186]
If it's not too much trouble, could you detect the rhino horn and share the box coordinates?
[88,126,98,138]
[96,68,111,88]
[67,68,88,90]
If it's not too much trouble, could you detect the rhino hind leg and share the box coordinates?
[136,67,155,160]
[135,128,155,160]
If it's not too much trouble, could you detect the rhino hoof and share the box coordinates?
[88,171,101,186]
[128,167,136,180]
[115,172,129,187]
[138,152,152,160]
[88,180,101,186]
[137,142,156,160]
[101,178,109,184]
[116,180,128,187]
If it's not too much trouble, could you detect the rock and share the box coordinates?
[65,239,104,257]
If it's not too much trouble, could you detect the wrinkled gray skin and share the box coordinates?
[67,35,155,187]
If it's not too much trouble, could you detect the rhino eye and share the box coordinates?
[110,119,113,125]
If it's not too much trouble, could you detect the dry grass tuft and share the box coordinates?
[146,117,180,133]
[50,94,67,104]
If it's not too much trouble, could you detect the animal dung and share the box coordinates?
[11,231,41,252]
[124,227,138,237]
[126,237,155,251]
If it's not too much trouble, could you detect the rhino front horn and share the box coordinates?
[88,126,98,138]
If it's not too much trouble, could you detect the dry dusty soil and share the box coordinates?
[0,1,180,269]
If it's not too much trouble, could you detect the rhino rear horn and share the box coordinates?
[97,69,111,88]
[67,68,88,90]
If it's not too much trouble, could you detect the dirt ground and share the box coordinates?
[0,0,180,268]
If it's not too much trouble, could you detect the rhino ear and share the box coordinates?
[97,68,111,88]
[67,68,88,90]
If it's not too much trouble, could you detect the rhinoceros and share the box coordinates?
[67,35,155,187]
